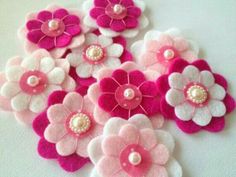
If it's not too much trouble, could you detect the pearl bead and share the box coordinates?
[85,45,104,62]
[164,49,175,60]
[128,152,142,166]
[27,75,39,87]
[48,20,59,31]
[187,85,208,104]
[113,4,123,14]
[123,88,135,100]
[69,113,91,134]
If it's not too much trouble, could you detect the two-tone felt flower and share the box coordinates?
[88,114,182,177]
[83,0,148,38]
[157,58,235,133]
[0,49,75,124]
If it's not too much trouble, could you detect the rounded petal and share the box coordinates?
[139,129,157,150]
[56,34,72,47]
[40,57,55,73]
[166,157,183,177]
[0,82,20,98]
[166,89,185,107]
[76,62,93,78]
[174,37,189,52]
[27,30,45,43]
[47,104,70,123]
[192,60,211,72]
[106,44,124,58]
[63,92,83,112]
[102,135,126,156]
[38,36,55,50]
[175,118,201,134]
[11,93,31,111]
[124,17,138,28]
[37,138,58,159]
[175,102,195,121]
[98,94,117,112]
[104,58,121,69]
[128,114,153,129]
[182,65,200,83]
[110,20,126,32]
[146,165,168,177]
[98,35,113,47]
[37,10,52,22]
[168,73,186,90]
[88,136,103,164]
[200,71,215,88]
[204,117,225,132]
[76,135,92,157]
[119,124,139,145]
[56,135,77,156]
[192,107,212,126]
[97,15,112,28]
[67,53,83,67]
[44,124,67,143]
[63,15,80,25]
[155,130,175,154]
[100,77,119,92]
[150,144,169,165]
[112,69,128,85]
[97,156,121,177]
[48,67,65,84]
[6,66,25,82]
[29,94,46,113]
[208,100,226,117]
[209,84,226,100]
[21,57,39,71]
[26,20,42,30]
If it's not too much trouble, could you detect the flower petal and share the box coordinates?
[112,69,128,85]
[63,15,80,25]
[124,17,138,28]
[98,94,118,112]
[11,92,31,111]
[47,104,70,123]
[21,57,39,70]
[56,33,72,47]
[166,89,185,107]
[155,130,175,154]
[175,102,195,121]
[208,100,226,117]
[53,8,69,19]
[100,77,119,92]
[37,10,52,22]
[56,135,77,156]
[88,136,103,164]
[110,20,126,32]
[90,8,105,19]
[94,0,109,7]
[106,44,124,57]
[44,124,67,143]
[65,25,81,36]
[38,36,55,50]
[76,135,92,157]
[182,65,200,83]
[29,94,46,113]
[94,106,112,125]
[0,82,20,98]
[192,107,212,126]
[39,57,55,73]
[26,20,42,30]
[166,157,183,177]
[209,84,226,100]
[66,53,83,67]
[76,62,93,78]
[119,124,139,145]
[47,67,65,84]
[98,35,113,47]
[168,73,186,90]
[174,37,189,52]
[85,33,98,45]
[102,135,126,156]
[127,7,141,17]
[63,92,83,112]
[104,58,121,69]
[150,144,169,165]
[139,129,157,150]
[200,70,215,88]
[146,165,168,177]
[97,15,112,28]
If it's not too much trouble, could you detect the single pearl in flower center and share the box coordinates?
[187,85,208,104]
[113,4,124,14]
[48,19,60,31]
[163,49,175,60]
[128,152,142,166]
[69,113,91,134]
[27,75,40,87]
[85,45,104,62]
[123,88,135,100]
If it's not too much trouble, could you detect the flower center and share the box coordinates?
[128,152,142,166]
[123,88,135,100]
[163,49,175,60]
[113,4,124,14]
[48,19,60,31]
[27,75,40,87]
[186,84,208,104]
[84,45,105,64]
[69,113,91,135]
[105,4,127,20]
[41,19,65,37]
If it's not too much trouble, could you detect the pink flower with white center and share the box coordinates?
[132,28,199,76]
[83,0,148,38]
[66,33,124,78]
[18,4,89,58]
[0,49,75,124]
[44,92,103,157]
[88,114,182,177]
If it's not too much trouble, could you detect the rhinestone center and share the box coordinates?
[69,113,91,135]
[187,85,208,104]
[128,152,142,166]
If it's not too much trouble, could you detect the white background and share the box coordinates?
[0,0,236,177]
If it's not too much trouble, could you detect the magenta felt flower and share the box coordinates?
[0,49,75,124]
[18,4,88,58]
[132,28,199,76]
[83,0,148,37]
[33,90,102,172]
[88,114,182,177]
[157,58,235,134]
[87,62,164,128]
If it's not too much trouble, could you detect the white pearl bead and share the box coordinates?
[164,49,175,60]
[48,20,59,31]
[27,75,39,87]
[86,45,104,61]
[187,85,208,104]
[123,88,135,100]
[128,152,142,166]
[69,113,91,134]
[113,4,123,14]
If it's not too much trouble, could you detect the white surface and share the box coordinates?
[0,0,236,177]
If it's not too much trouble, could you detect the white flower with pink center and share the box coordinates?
[166,65,227,126]
[66,33,124,78]
[44,92,103,157]
[88,114,182,177]
[0,50,75,124]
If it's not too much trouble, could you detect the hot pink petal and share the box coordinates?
[38,138,58,159]
[146,165,168,177]
[141,97,160,115]
[113,36,127,47]
[47,90,67,106]
[65,25,81,36]
[38,36,55,50]
[124,17,138,29]
[94,0,109,7]
[97,15,112,28]
[47,104,70,123]
[156,75,170,95]
[98,94,118,112]
[129,70,146,86]
[90,8,105,18]
[111,105,129,119]
[130,106,146,116]
[127,6,141,17]
[77,77,96,87]
[26,20,42,30]
[139,81,158,96]
[37,10,52,22]
[33,111,49,137]
[204,117,225,132]
[102,135,126,156]
[120,50,133,63]
[121,0,134,6]
[191,59,211,72]
[168,58,189,73]
[139,129,157,150]
[58,153,89,172]
[110,0,120,3]
[150,144,169,165]
[119,124,139,144]
[63,92,83,112]
[56,33,72,47]
[224,94,235,113]
[53,8,69,19]
[112,69,128,85]
[160,98,175,119]
[110,20,126,32]
[175,118,201,134]
[214,73,228,90]
[27,30,45,43]
[63,15,80,25]
[100,77,119,92]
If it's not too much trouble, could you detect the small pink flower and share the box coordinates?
[88,114,182,177]
[83,0,148,37]
[44,92,103,157]
[157,58,235,133]
[19,4,88,58]
[0,49,75,124]
[132,28,199,75]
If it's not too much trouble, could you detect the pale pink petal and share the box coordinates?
[102,135,126,156]
[55,59,70,73]
[0,96,12,111]
[146,164,168,177]
[61,76,76,91]
[6,56,22,67]
[88,136,103,164]
[14,110,35,124]
[87,83,101,104]
[174,37,189,52]
[150,144,169,165]
[94,106,110,125]
[119,124,139,145]
[181,50,197,61]
[82,96,95,114]
[56,134,77,156]
[141,52,157,67]
[128,114,153,129]
[150,115,165,129]
[158,34,174,46]
[76,135,92,157]
[63,92,83,112]
[139,129,157,150]
[146,40,161,52]
[47,104,70,123]
[44,124,67,143]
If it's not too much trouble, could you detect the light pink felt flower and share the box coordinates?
[88,114,182,177]
[83,0,148,38]
[132,28,199,76]
[44,92,103,157]
[87,61,164,128]
[0,49,75,124]
[18,4,89,58]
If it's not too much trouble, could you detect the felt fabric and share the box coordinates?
[87,114,182,177]
[83,0,148,38]
[0,49,75,124]
[18,4,89,58]
[157,58,235,133]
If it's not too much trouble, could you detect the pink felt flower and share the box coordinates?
[88,114,182,177]
[87,61,164,128]
[132,28,199,76]
[18,4,89,58]
[33,90,91,172]
[157,58,235,134]
[0,49,75,124]
[83,0,148,37]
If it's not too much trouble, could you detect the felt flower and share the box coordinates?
[18,4,89,58]
[0,49,75,124]
[157,58,235,133]
[33,90,91,172]
[87,61,164,128]
[131,28,199,76]
[88,114,182,177]
[83,0,148,38]
[66,32,132,78]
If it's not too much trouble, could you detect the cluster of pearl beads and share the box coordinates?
[187,85,208,104]
[69,113,91,135]
[85,45,104,62]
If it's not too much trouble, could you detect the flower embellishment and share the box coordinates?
[88,114,182,177]
[83,0,148,37]
[157,58,235,133]
[132,28,199,75]
[0,50,75,124]
[88,62,163,126]
[66,33,130,78]
[19,4,88,58]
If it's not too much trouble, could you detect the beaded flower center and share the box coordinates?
[186,84,208,105]
[105,4,127,20]
[83,44,105,64]
[41,19,65,37]
[68,113,91,135]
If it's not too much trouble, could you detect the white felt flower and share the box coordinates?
[66,33,124,78]
[166,65,227,126]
